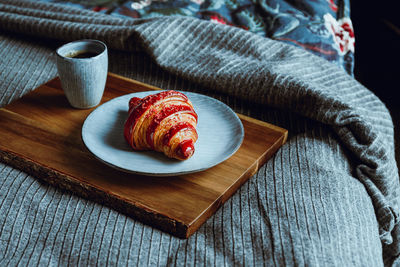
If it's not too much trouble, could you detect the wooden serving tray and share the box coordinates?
[0,73,287,238]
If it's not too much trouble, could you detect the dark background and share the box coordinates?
[351,1,399,107]
[350,1,400,166]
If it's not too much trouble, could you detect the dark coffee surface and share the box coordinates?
[65,51,99,58]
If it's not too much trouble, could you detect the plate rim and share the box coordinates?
[81,90,244,176]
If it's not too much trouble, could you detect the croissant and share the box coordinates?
[124,90,198,160]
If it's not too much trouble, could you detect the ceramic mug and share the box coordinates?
[56,39,108,109]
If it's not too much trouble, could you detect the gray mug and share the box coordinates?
[56,40,108,109]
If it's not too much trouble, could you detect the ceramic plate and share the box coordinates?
[82,91,244,176]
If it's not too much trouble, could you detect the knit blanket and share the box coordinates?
[0,0,399,265]
[38,0,355,74]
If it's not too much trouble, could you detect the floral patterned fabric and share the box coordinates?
[42,0,355,75]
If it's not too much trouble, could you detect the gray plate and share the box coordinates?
[81,91,244,176]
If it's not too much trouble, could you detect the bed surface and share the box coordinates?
[0,0,399,266]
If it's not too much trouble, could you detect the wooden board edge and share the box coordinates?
[43,73,161,93]
[185,130,287,238]
[0,148,190,239]
[185,159,258,238]
[106,73,161,91]
[237,113,288,143]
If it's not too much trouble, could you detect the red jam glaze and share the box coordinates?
[123,91,188,149]
[129,97,142,109]
[124,97,143,147]
[162,122,196,146]
[146,105,197,149]
[175,139,195,160]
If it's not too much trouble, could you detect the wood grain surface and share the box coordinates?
[0,73,287,238]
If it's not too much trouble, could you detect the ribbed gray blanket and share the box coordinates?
[0,0,399,266]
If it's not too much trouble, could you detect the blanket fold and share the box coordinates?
[0,0,399,264]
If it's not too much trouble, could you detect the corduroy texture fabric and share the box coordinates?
[0,0,399,266]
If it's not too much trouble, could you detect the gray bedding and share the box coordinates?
[0,1,399,266]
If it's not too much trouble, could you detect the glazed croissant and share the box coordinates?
[124,90,198,160]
